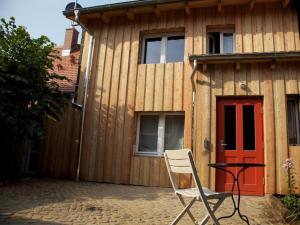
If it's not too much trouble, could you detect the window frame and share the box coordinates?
[141,32,185,64]
[207,31,235,54]
[287,96,300,146]
[135,112,185,156]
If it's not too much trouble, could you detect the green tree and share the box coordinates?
[0,17,68,179]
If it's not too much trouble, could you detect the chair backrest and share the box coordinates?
[164,149,205,196]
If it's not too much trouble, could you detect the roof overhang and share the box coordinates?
[63,0,290,24]
[189,51,300,69]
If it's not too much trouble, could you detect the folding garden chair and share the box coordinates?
[164,149,232,225]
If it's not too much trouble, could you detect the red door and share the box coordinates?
[216,98,264,196]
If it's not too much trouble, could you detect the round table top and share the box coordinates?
[208,163,265,168]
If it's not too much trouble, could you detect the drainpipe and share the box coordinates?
[72,7,94,182]
[190,59,198,153]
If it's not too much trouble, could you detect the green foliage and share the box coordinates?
[283,195,300,223]
[0,17,69,178]
[0,17,68,138]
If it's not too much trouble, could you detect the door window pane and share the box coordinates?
[243,105,255,150]
[223,33,233,53]
[287,98,300,145]
[164,115,184,150]
[224,105,236,150]
[144,38,161,64]
[166,36,184,63]
[138,115,159,152]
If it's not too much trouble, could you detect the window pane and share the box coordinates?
[208,32,220,54]
[224,106,236,150]
[243,105,255,150]
[139,115,159,152]
[287,98,300,145]
[164,115,184,150]
[223,33,233,53]
[166,36,184,63]
[144,38,161,64]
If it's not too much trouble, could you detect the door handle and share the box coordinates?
[220,140,227,152]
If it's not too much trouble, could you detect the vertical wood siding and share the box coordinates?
[199,62,300,195]
[39,104,81,179]
[41,3,300,194]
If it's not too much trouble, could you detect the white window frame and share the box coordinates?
[141,32,184,64]
[207,32,235,54]
[135,112,184,156]
[287,97,300,145]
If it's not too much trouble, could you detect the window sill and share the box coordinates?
[134,153,164,158]
[138,61,184,65]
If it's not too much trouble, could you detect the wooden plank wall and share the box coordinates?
[39,103,81,179]
[190,3,299,194]
[41,2,300,194]
[198,62,300,195]
[77,10,192,187]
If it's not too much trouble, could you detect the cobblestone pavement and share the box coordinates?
[0,178,290,225]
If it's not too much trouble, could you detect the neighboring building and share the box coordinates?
[52,28,80,93]
[41,0,300,196]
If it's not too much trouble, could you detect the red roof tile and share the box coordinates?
[50,46,80,92]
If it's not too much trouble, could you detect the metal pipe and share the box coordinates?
[190,60,198,153]
[72,6,94,182]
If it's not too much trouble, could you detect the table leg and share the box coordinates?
[216,167,250,225]
[236,167,250,225]
[217,168,236,221]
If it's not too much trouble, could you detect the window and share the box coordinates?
[142,34,184,64]
[208,32,234,54]
[136,113,184,155]
[287,96,300,145]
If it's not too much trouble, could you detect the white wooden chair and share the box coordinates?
[164,149,232,225]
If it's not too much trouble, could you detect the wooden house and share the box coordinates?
[40,0,300,196]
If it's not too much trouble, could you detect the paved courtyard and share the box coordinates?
[0,178,290,225]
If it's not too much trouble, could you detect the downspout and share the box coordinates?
[190,59,198,153]
[72,7,94,182]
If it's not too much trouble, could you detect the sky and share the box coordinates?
[0,0,130,45]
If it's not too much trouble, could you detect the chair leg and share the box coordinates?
[171,198,196,225]
[177,195,197,224]
[198,197,226,225]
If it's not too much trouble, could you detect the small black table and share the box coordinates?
[208,163,265,225]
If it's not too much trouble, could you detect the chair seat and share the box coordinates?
[175,187,232,200]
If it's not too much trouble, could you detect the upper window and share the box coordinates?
[136,113,184,156]
[208,31,234,54]
[142,34,184,64]
[287,96,300,145]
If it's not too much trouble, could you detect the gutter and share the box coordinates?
[71,7,94,182]
[63,0,186,17]
[190,60,197,153]
[189,51,300,64]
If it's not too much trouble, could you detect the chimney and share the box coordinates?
[62,28,79,56]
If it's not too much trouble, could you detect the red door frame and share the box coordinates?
[216,98,264,196]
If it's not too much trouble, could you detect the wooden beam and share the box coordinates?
[126,10,135,20]
[282,0,290,8]
[185,4,191,15]
[101,14,110,23]
[249,0,255,10]
[236,62,241,71]
[203,63,208,72]
[154,7,161,17]
[270,60,276,70]
[218,0,222,13]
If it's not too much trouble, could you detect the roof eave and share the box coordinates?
[63,0,185,17]
[189,52,300,65]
